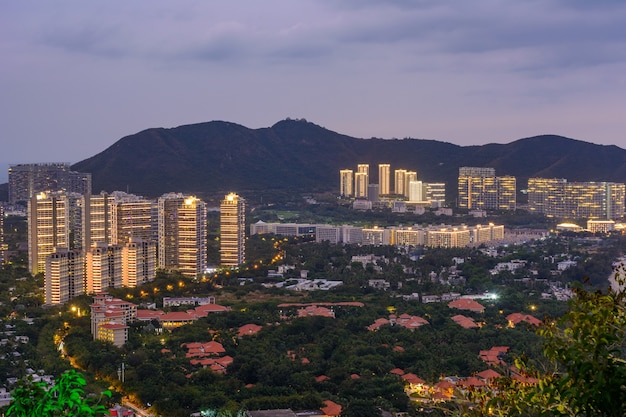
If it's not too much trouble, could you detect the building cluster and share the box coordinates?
[528,178,625,220]
[457,167,516,211]
[339,163,446,205]
[251,220,504,248]
[13,163,246,305]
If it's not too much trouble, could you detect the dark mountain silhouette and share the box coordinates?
[68,118,626,202]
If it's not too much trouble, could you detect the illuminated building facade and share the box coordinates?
[45,248,84,305]
[339,169,354,197]
[86,242,123,294]
[394,169,407,195]
[28,191,73,275]
[112,194,155,245]
[458,167,516,210]
[122,238,157,287]
[378,164,391,195]
[528,178,625,220]
[220,193,246,267]
[9,163,91,204]
[157,193,207,276]
[178,196,207,277]
[426,182,446,204]
[354,172,369,198]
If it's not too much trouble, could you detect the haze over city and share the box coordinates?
[2,1,626,182]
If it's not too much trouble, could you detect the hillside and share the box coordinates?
[70,119,626,201]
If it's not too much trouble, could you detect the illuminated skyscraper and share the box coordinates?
[394,169,407,195]
[404,171,418,197]
[458,167,516,210]
[221,193,246,267]
[378,164,391,195]
[45,248,84,304]
[28,191,75,275]
[122,238,157,287]
[86,242,123,293]
[354,172,369,198]
[157,193,207,276]
[339,169,354,197]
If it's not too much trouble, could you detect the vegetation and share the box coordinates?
[7,370,110,417]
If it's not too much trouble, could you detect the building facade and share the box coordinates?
[458,167,516,210]
[339,169,354,197]
[378,164,391,195]
[9,163,91,204]
[220,193,246,267]
[528,178,625,220]
[45,248,84,305]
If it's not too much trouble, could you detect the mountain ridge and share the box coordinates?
[9,118,625,203]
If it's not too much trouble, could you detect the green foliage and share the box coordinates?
[452,264,626,416]
[6,369,111,417]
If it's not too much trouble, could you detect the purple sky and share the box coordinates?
[2,1,626,182]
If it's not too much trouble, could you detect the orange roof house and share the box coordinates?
[448,298,485,313]
[451,314,479,329]
[238,323,263,337]
[321,400,342,417]
[506,313,542,327]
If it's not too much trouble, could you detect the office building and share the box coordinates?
[378,164,391,195]
[339,169,354,197]
[458,167,516,210]
[220,193,246,267]
[528,178,625,220]
[45,248,84,305]
[9,163,91,205]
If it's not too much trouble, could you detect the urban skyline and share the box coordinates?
[3,2,626,183]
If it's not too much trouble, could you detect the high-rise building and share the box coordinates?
[9,163,91,204]
[220,193,246,267]
[111,193,155,245]
[394,169,407,196]
[357,164,370,176]
[528,178,625,220]
[178,196,207,277]
[408,180,425,202]
[404,171,418,197]
[45,248,84,305]
[28,191,74,275]
[378,164,391,195]
[458,167,516,210]
[339,169,354,197]
[85,192,116,248]
[426,182,446,204]
[122,238,157,287]
[157,193,207,276]
[86,242,123,294]
[354,172,369,198]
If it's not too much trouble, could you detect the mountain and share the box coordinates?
[70,118,626,202]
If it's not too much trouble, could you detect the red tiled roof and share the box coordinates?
[136,309,164,320]
[459,377,486,387]
[315,375,330,382]
[321,400,342,417]
[451,314,478,329]
[390,368,405,376]
[507,313,542,326]
[476,369,501,380]
[402,373,426,385]
[238,323,263,337]
[448,298,485,312]
[159,311,196,321]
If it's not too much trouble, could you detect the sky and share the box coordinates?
[2,0,626,182]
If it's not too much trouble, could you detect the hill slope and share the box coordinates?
[71,119,626,201]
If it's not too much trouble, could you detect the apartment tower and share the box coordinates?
[220,193,246,267]
[378,164,391,195]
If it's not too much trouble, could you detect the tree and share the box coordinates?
[7,369,111,417]
[452,264,626,416]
